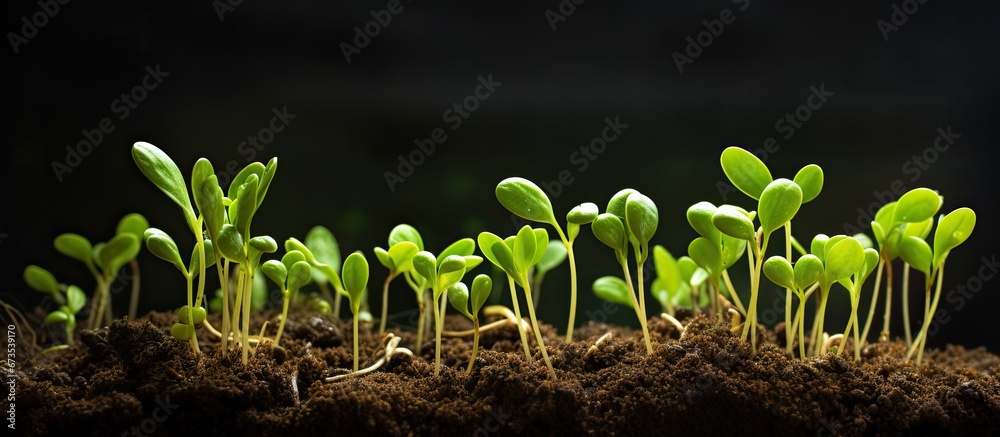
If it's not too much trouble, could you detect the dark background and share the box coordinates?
[4,1,998,352]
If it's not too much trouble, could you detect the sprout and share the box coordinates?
[651,245,682,315]
[117,213,149,321]
[479,226,556,377]
[43,285,86,347]
[342,252,370,372]
[262,250,312,344]
[447,274,492,374]
[688,202,749,321]
[763,254,821,359]
[496,177,597,342]
[530,240,567,310]
[412,243,481,376]
[24,265,64,306]
[592,276,633,308]
[304,226,343,314]
[373,225,420,334]
[143,228,217,351]
[804,235,866,356]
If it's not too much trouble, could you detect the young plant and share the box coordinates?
[446,274,492,374]
[591,189,658,354]
[804,235,866,356]
[143,228,216,352]
[530,240,567,310]
[478,226,556,377]
[592,276,634,308]
[374,225,420,333]
[716,147,806,352]
[862,188,942,345]
[304,226,343,314]
[496,177,598,342]
[117,213,149,321]
[651,246,681,315]
[23,265,65,307]
[342,252,370,372]
[262,250,312,344]
[835,247,880,360]
[412,245,481,376]
[762,254,822,359]
[904,207,976,364]
[687,202,749,320]
[42,285,86,348]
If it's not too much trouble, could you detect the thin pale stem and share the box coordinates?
[859,258,885,348]
[186,273,200,354]
[902,263,913,346]
[415,297,426,352]
[621,261,653,354]
[433,291,445,376]
[241,269,252,365]
[379,273,397,334]
[219,259,230,357]
[742,235,769,353]
[353,312,360,372]
[274,289,291,344]
[909,265,944,364]
[881,260,895,342]
[784,223,793,355]
[128,259,141,321]
[721,270,744,315]
[521,279,556,378]
[194,236,207,309]
[564,240,578,343]
[812,288,830,356]
[466,317,480,375]
[796,295,807,360]
[508,276,533,363]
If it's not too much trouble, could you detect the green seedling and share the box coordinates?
[412,243,481,376]
[342,252,370,372]
[862,187,942,345]
[895,218,933,345]
[374,225,420,333]
[496,177,597,342]
[717,147,808,352]
[24,265,65,306]
[117,213,149,321]
[305,226,343,314]
[447,274,492,374]
[834,246,879,360]
[904,207,976,364]
[53,213,144,330]
[144,228,216,352]
[42,285,86,348]
[479,225,556,377]
[262,250,312,344]
[687,202,749,320]
[592,189,659,354]
[530,240,567,310]
[592,276,634,308]
[802,235,866,357]
[651,246,681,315]
[763,253,822,359]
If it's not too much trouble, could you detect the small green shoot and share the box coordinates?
[447,274,492,374]
[262,250,312,344]
[530,239,567,310]
[374,225,421,333]
[342,252,370,372]
[412,243,480,376]
[305,226,343,314]
[42,285,86,346]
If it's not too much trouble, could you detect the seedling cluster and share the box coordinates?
[13,142,978,380]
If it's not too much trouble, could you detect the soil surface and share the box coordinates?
[13,308,1000,436]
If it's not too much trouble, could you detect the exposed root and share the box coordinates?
[823,334,844,354]
[290,370,300,407]
[326,333,413,382]
[727,308,743,336]
[441,305,530,337]
[584,332,613,359]
[660,313,685,333]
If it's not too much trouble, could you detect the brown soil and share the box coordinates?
[14,308,1000,436]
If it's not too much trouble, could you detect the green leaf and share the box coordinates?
[763,256,795,290]
[903,218,934,240]
[170,323,194,341]
[470,274,492,315]
[536,240,567,274]
[24,265,59,295]
[496,177,557,224]
[248,236,277,253]
[690,267,710,288]
[894,188,942,224]
[793,164,824,204]
[98,234,140,274]
[898,236,931,274]
[852,233,874,250]
[261,260,288,288]
[233,175,259,239]
[342,252,369,313]
[45,311,69,325]
[872,202,896,245]
[606,189,637,223]
[677,256,699,283]
[530,229,549,267]
[256,157,278,208]
[192,160,225,241]
[720,146,773,200]
[513,226,537,276]
[720,235,748,269]
[490,242,519,285]
[228,162,266,199]
[189,240,217,275]
[437,255,467,294]
[388,241,419,273]
[54,234,94,266]
[688,237,722,277]
[412,251,438,288]
[810,234,830,260]
[592,213,627,256]
[374,247,393,270]
[686,202,720,243]
[567,202,599,224]
[287,261,312,291]
[477,232,506,270]
[306,226,341,283]
[932,207,976,268]
[388,224,424,250]
[132,142,195,222]
[712,204,755,241]
[144,229,185,273]
[447,282,472,319]
[793,254,823,290]
[625,192,658,246]
[758,178,803,235]
[251,268,268,310]
[66,285,86,314]
[592,276,633,308]
[652,245,681,296]
[281,250,307,273]
[438,238,476,265]
[862,248,880,281]
[824,237,865,282]
[217,224,245,262]
[116,213,149,240]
